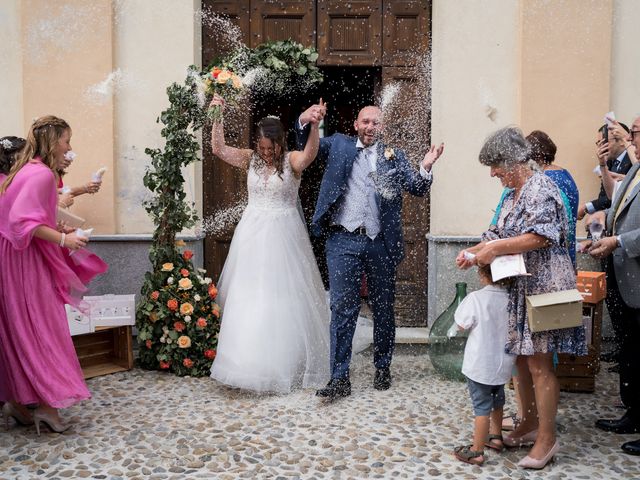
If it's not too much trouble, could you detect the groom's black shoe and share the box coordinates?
[622,439,640,456]
[316,378,351,399]
[595,410,640,434]
[374,368,391,390]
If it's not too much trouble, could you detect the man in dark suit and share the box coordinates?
[578,123,632,367]
[588,115,640,455]
[577,123,632,220]
[296,105,444,399]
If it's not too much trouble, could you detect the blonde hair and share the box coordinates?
[0,115,70,194]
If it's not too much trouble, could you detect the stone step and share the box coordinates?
[395,327,430,344]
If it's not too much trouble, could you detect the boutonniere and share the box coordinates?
[384,147,396,161]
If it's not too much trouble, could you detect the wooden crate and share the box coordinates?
[557,302,603,393]
[72,325,134,379]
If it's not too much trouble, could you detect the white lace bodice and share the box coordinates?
[247,153,300,212]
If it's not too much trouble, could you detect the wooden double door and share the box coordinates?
[202,0,431,326]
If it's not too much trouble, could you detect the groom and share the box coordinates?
[296,104,444,399]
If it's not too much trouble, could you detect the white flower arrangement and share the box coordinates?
[167,276,174,285]
[384,147,396,161]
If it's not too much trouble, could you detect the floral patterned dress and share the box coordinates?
[483,172,587,356]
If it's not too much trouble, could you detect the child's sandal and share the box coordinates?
[485,434,504,452]
[453,445,485,465]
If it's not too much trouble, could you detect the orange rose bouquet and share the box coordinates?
[136,246,221,376]
[203,66,244,122]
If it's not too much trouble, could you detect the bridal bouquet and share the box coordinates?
[203,66,244,122]
[136,245,222,377]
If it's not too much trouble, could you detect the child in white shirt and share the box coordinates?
[453,265,515,466]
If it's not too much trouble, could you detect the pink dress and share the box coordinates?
[0,160,108,408]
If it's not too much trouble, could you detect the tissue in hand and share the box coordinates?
[92,167,107,182]
[69,228,94,256]
[76,227,93,239]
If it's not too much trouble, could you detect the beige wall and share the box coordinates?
[520,0,613,222]
[430,0,522,236]
[4,1,639,238]
[430,0,630,237]
[113,0,202,234]
[1,0,202,236]
[23,0,116,233]
[611,1,640,124]
[0,0,24,135]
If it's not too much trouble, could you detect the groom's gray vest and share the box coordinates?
[331,145,381,239]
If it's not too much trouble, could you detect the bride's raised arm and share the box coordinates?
[289,99,326,175]
[209,95,252,169]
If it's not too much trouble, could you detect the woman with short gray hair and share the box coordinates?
[456,126,586,470]
[478,126,530,167]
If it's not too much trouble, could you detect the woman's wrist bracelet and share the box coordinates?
[59,232,66,247]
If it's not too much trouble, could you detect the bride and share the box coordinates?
[209,95,331,393]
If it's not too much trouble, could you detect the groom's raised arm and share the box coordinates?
[397,143,445,196]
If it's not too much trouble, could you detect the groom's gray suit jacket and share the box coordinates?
[606,162,640,308]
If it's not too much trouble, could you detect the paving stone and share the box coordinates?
[0,354,637,479]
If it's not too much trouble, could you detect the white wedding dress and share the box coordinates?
[210,154,332,393]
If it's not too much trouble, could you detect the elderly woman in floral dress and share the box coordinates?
[457,127,586,469]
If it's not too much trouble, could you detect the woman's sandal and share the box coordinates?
[502,413,521,432]
[453,445,485,466]
[485,434,504,452]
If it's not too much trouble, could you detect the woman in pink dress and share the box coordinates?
[0,116,107,434]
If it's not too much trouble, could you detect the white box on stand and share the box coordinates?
[66,305,93,336]
[84,294,136,328]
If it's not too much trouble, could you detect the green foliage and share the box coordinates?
[225,39,323,93]
[136,66,220,377]
[141,66,205,272]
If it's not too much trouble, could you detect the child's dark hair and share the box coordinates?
[478,264,512,288]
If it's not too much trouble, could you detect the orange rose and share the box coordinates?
[180,303,194,315]
[204,349,216,360]
[161,262,174,272]
[149,311,158,322]
[174,321,186,332]
[159,360,170,369]
[145,340,152,349]
[208,284,218,299]
[183,358,194,368]
[177,335,192,349]
[150,291,160,300]
[183,250,194,260]
[167,299,178,311]
[196,317,207,328]
[212,306,220,318]
[211,67,222,79]
[217,69,232,84]
[178,278,193,290]
[180,268,189,277]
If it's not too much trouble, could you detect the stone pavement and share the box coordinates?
[1,349,639,480]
